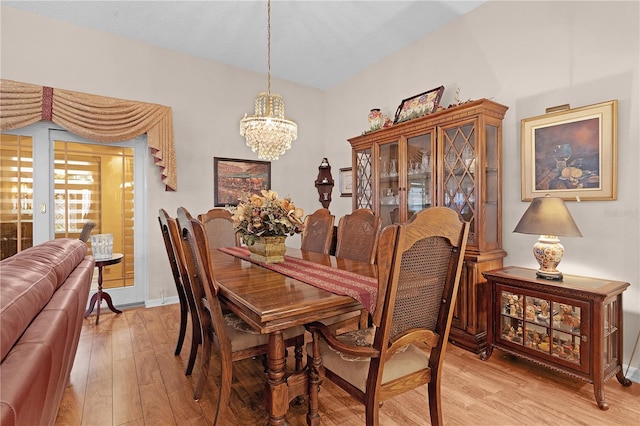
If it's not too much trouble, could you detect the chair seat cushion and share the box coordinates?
[319,310,362,328]
[307,328,429,392]
[225,313,304,352]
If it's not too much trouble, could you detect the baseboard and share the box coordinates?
[623,364,640,384]
[145,296,179,308]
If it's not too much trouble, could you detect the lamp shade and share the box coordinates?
[513,196,582,237]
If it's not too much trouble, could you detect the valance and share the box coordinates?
[0,79,177,191]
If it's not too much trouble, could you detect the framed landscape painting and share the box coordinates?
[520,100,617,201]
[214,157,271,206]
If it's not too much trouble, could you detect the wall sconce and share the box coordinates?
[513,195,582,281]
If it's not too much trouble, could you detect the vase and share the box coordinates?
[368,109,382,131]
[247,236,287,264]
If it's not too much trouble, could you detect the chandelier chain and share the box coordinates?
[267,0,271,95]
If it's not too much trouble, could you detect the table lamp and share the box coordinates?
[513,195,582,281]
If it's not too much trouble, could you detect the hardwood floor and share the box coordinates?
[56,304,640,426]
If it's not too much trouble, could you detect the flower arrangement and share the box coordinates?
[231,190,305,246]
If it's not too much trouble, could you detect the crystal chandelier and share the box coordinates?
[240,0,297,160]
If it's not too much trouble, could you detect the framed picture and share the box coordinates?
[214,157,271,206]
[521,100,617,201]
[339,167,352,197]
[393,85,445,124]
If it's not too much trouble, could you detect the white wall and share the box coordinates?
[325,0,640,377]
[2,1,638,375]
[0,6,326,303]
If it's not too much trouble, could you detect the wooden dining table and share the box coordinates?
[210,246,377,426]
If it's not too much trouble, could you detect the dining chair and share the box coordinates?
[306,207,469,426]
[301,208,335,254]
[335,208,381,264]
[197,208,240,249]
[329,209,381,330]
[78,221,96,243]
[176,207,305,419]
[158,209,199,375]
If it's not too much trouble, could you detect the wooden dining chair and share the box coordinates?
[176,207,305,419]
[328,208,381,330]
[306,207,469,426]
[335,208,381,264]
[301,208,335,254]
[158,209,200,375]
[197,208,240,249]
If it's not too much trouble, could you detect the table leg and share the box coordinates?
[83,264,122,325]
[102,291,123,315]
[265,331,288,425]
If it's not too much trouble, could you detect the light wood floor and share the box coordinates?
[55,304,640,426]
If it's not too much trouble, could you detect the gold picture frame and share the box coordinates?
[521,100,617,201]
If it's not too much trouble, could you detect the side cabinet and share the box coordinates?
[482,267,632,410]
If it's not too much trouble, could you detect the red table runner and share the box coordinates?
[218,246,378,313]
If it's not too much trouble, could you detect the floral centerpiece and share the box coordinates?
[231,190,304,263]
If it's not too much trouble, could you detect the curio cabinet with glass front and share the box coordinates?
[348,98,508,353]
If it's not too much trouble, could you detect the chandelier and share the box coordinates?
[239,0,297,160]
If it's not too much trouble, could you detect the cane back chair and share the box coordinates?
[335,208,381,264]
[158,209,200,376]
[197,208,240,249]
[306,207,469,426]
[301,208,335,255]
[175,207,305,422]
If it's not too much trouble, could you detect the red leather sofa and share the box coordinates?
[0,239,95,426]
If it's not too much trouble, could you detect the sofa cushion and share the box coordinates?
[0,239,88,361]
[0,341,54,426]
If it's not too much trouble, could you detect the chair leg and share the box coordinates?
[185,314,201,376]
[213,348,233,425]
[427,380,443,426]
[175,289,188,355]
[365,398,380,426]
[193,331,211,400]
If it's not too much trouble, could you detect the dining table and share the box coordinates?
[211,246,378,426]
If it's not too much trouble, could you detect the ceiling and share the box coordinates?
[2,1,485,90]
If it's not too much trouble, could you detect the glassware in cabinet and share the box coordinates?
[406,133,433,220]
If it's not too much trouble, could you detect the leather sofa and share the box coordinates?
[0,238,95,426]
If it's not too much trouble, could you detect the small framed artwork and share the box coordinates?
[214,157,271,206]
[339,167,353,197]
[521,100,618,201]
[393,85,445,124]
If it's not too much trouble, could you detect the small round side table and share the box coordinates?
[84,253,124,325]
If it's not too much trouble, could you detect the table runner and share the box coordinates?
[218,246,378,313]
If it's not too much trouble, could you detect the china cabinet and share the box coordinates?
[348,99,508,353]
[482,267,631,410]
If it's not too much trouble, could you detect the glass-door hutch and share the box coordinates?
[348,98,509,353]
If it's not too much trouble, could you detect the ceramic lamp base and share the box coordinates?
[532,235,564,281]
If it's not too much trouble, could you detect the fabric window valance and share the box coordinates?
[0,79,177,191]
